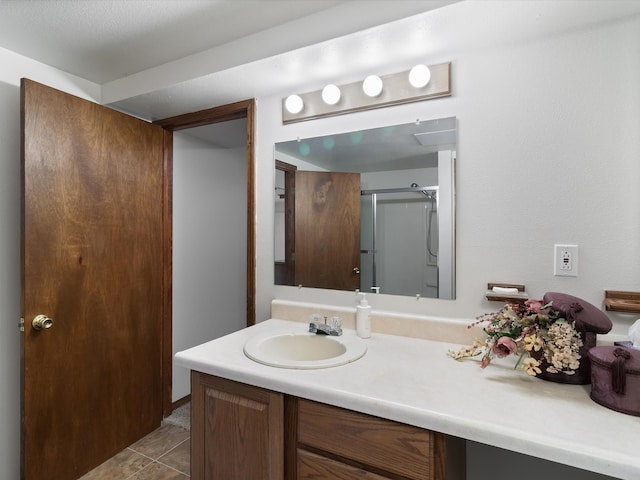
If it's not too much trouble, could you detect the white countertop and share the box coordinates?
[175,319,640,480]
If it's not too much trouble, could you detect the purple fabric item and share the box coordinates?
[543,292,612,334]
[589,346,640,416]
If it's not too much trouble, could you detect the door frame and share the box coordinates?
[154,99,256,416]
[275,160,296,286]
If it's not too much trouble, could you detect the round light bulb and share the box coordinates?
[321,84,341,105]
[409,64,431,88]
[284,94,304,114]
[362,75,383,97]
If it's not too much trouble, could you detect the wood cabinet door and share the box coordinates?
[191,372,284,480]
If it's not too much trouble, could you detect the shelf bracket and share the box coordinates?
[604,290,640,314]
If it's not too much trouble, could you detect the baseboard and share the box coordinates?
[171,394,191,412]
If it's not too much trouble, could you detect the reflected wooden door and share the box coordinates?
[21,79,165,480]
[294,171,360,291]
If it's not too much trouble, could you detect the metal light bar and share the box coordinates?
[282,62,451,124]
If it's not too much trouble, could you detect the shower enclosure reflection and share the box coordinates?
[361,184,439,297]
[274,117,456,299]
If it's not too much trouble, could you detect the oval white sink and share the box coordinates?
[244,331,367,369]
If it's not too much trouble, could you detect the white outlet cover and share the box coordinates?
[554,244,578,277]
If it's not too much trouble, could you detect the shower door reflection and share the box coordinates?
[360,186,439,297]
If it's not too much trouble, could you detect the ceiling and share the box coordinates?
[0,0,460,120]
[0,0,459,147]
[2,1,638,124]
[0,0,343,84]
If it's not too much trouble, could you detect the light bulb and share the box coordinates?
[285,95,304,114]
[362,75,383,97]
[409,64,431,88]
[321,84,341,105]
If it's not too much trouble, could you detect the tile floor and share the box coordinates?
[79,423,190,479]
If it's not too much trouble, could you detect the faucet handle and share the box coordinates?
[309,315,342,335]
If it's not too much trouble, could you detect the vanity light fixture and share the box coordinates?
[284,94,304,114]
[408,64,431,88]
[362,75,383,97]
[282,62,451,124]
[321,84,341,105]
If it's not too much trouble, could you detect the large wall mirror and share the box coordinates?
[274,117,456,299]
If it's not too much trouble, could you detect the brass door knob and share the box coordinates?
[32,315,54,331]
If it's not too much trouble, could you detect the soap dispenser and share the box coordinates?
[356,292,372,338]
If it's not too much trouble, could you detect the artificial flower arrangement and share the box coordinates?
[448,299,584,376]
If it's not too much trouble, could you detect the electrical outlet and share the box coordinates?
[554,244,578,277]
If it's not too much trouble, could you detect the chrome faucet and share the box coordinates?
[309,316,343,336]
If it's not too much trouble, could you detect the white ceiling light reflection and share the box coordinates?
[409,64,431,88]
[298,142,311,156]
[322,136,335,150]
[321,84,341,105]
[362,75,383,97]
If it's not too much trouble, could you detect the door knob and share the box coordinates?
[353,267,360,274]
[32,315,53,331]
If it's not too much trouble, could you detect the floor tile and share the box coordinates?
[128,424,190,460]
[158,438,190,476]
[162,402,190,431]
[82,406,191,479]
[78,448,151,479]
[128,461,189,480]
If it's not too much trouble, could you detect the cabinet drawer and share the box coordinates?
[298,448,392,480]
[297,399,433,480]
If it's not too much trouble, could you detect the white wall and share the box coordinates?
[257,13,640,339]
[172,132,247,401]
[0,47,100,480]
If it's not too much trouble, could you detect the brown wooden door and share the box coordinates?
[21,79,165,480]
[295,171,360,290]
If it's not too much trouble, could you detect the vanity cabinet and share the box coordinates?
[191,371,284,479]
[191,372,465,480]
[290,398,464,480]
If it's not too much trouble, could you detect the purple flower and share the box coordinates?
[525,299,547,313]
